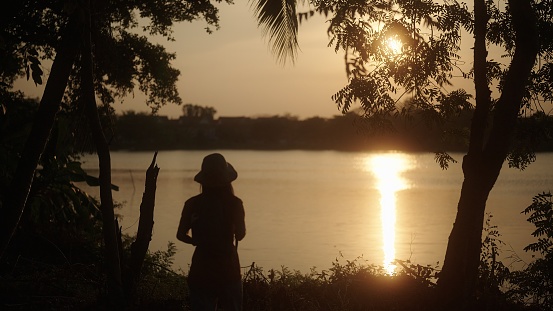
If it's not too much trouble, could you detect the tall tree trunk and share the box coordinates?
[437,159,499,308]
[124,152,160,302]
[436,0,539,308]
[81,1,124,304]
[0,17,79,259]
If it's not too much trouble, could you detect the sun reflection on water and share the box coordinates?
[368,153,411,274]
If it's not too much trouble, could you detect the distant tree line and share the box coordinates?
[109,104,553,152]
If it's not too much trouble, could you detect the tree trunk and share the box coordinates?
[124,152,160,302]
[0,16,79,259]
[437,158,499,308]
[81,1,124,304]
[436,0,539,307]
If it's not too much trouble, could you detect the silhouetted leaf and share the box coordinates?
[434,151,457,170]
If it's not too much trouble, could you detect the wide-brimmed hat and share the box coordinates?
[194,153,237,186]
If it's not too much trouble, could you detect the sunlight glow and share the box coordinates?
[385,37,403,56]
[369,153,410,274]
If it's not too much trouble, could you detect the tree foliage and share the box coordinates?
[181,103,217,120]
[322,0,473,106]
[522,192,553,255]
[0,0,235,234]
[0,92,103,236]
[0,0,232,112]
[507,192,553,310]
[288,0,552,167]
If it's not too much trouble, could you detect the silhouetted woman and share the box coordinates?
[177,153,246,311]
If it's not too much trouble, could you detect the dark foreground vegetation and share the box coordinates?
[1,193,552,311]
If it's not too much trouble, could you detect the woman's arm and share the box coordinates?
[176,204,196,245]
[234,200,246,242]
[177,230,195,245]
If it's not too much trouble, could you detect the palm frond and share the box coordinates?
[249,0,301,65]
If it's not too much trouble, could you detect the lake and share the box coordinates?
[79,150,553,274]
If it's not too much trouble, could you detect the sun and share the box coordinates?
[385,37,403,56]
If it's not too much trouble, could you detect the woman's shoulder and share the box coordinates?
[184,194,203,206]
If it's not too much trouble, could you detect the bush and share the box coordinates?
[242,255,436,311]
[507,192,553,310]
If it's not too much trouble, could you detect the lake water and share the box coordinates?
[79,150,553,274]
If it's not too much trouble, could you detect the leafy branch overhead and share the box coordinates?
[1,0,233,112]
[250,0,302,65]
[325,0,475,111]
